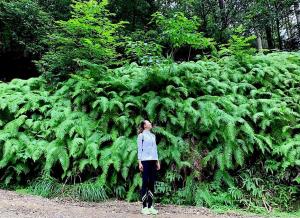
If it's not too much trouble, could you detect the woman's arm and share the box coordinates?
[137,133,143,161]
[137,134,143,171]
[154,134,160,170]
[156,160,160,170]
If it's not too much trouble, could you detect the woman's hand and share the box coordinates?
[138,161,143,172]
[156,161,160,170]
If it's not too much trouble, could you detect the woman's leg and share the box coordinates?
[141,161,149,208]
[147,160,157,208]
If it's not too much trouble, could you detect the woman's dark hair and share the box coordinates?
[138,120,146,134]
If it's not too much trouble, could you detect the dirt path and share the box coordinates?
[0,189,265,218]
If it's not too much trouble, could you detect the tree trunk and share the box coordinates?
[188,46,192,61]
[294,1,300,37]
[275,16,283,50]
[273,1,283,50]
[198,1,208,32]
[256,32,263,51]
[218,0,226,28]
[265,25,274,49]
[131,0,137,31]
[285,15,291,39]
[218,0,227,43]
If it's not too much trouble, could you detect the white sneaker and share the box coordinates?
[148,206,158,215]
[141,207,151,215]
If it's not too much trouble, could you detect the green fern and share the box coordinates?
[0,51,300,210]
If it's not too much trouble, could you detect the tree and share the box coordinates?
[36,0,127,82]
[0,0,52,57]
[0,0,52,81]
[37,0,72,20]
[152,11,215,60]
[219,25,256,62]
[108,0,158,31]
[294,1,300,37]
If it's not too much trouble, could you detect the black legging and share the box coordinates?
[140,160,157,208]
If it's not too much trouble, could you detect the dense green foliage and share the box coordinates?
[36,0,127,82]
[152,11,215,59]
[0,52,299,212]
[0,0,299,215]
[1,0,300,81]
[0,0,52,57]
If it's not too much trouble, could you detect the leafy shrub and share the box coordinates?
[0,52,299,211]
[36,0,127,82]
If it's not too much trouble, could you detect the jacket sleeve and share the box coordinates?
[137,133,143,160]
[154,134,159,160]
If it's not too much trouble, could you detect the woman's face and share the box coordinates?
[144,120,152,129]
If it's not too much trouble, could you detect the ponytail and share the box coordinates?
[138,120,146,134]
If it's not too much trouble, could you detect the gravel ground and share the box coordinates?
[0,189,267,218]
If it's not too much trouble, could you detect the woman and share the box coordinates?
[137,120,160,215]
